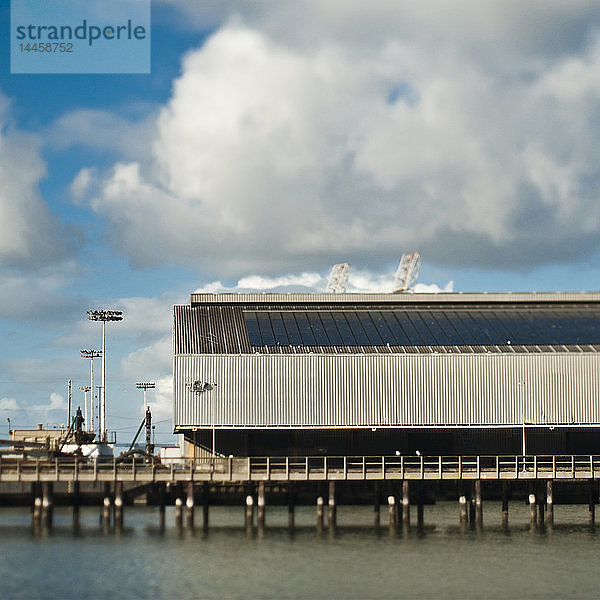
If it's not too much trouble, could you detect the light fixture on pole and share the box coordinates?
[136,382,156,412]
[189,380,217,457]
[79,386,91,431]
[518,380,526,457]
[81,349,101,436]
[87,309,123,443]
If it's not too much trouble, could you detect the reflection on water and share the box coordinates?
[0,502,598,599]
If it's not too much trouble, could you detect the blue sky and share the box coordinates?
[2,1,600,445]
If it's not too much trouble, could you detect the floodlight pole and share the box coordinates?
[87,310,123,443]
[81,349,101,436]
[80,386,91,430]
[136,382,156,412]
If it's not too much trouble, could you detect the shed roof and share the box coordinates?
[175,292,600,355]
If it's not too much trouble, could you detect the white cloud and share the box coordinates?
[0,398,19,411]
[195,268,452,294]
[31,392,67,414]
[147,376,174,422]
[70,168,95,200]
[85,6,600,276]
[120,335,172,381]
[0,93,74,270]
[0,262,82,322]
[50,108,157,161]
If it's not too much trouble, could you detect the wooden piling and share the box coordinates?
[402,480,410,528]
[185,482,194,529]
[257,482,266,531]
[417,484,424,527]
[114,481,123,530]
[72,482,80,529]
[545,480,554,526]
[528,493,537,526]
[537,487,545,525]
[388,495,397,530]
[175,497,183,529]
[474,480,483,526]
[245,495,255,532]
[158,484,166,531]
[287,483,295,530]
[501,481,509,525]
[102,497,112,530]
[32,496,42,530]
[101,482,112,528]
[328,481,337,528]
[459,495,468,524]
[373,483,381,528]
[41,482,53,529]
[316,496,324,531]
[202,483,209,532]
[589,480,596,525]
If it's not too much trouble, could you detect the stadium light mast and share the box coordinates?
[79,386,91,431]
[136,382,156,412]
[87,309,123,443]
[81,349,101,436]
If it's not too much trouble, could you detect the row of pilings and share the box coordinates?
[27,479,600,533]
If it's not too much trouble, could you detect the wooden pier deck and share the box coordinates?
[1,454,599,483]
[3,454,600,531]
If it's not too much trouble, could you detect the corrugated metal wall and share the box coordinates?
[174,353,600,428]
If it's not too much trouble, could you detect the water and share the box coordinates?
[0,502,598,599]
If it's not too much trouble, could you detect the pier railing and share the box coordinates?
[0,454,599,483]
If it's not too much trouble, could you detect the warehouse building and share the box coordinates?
[173,291,600,457]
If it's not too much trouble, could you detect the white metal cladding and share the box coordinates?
[174,353,600,428]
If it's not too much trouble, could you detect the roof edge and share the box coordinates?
[189,291,600,305]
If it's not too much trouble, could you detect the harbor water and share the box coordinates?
[1,501,599,599]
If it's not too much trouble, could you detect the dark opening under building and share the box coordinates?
[173,291,600,457]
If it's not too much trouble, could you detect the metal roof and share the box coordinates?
[191,291,600,305]
[175,297,600,355]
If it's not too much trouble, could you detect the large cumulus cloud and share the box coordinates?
[87,3,600,276]
[0,95,74,270]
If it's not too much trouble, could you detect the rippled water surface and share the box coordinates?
[0,502,598,599]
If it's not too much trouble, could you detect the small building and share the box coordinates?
[11,424,67,451]
[173,291,600,456]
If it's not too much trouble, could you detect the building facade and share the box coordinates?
[173,292,600,456]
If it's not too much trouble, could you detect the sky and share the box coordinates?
[1,1,600,446]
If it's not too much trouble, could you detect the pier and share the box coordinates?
[1,454,600,531]
[0,454,599,483]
